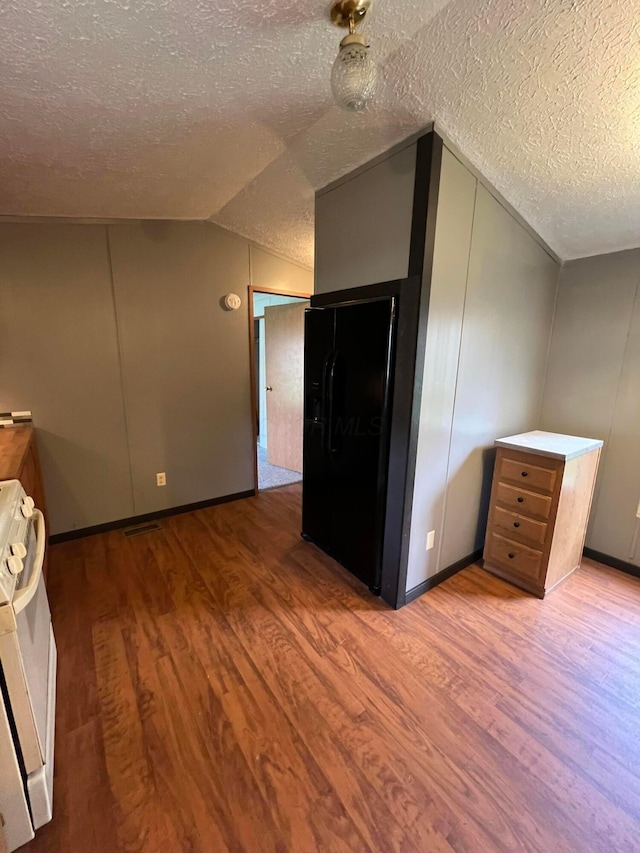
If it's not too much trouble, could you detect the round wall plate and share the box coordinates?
[224,293,242,311]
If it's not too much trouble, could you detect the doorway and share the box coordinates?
[249,286,311,491]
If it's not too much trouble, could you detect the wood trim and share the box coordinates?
[48,489,255,545]
[249,285,312,299]
[404,549,483,604]
[583,547,640,580]
[247,287,260,491]
[391,132,443,608]
[247,285,312,492]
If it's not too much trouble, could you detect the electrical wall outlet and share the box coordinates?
[426,530,436,551]
[156,472,166,487]
[636,499,640,519]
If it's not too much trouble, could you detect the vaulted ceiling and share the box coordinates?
[1,0,638,267]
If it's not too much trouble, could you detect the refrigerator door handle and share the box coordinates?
[324,350,338,460]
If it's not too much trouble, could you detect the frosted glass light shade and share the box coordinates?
[331,40,377,111]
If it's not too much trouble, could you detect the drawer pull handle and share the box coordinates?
[517,497,524,503]
[513,522,520,528]
[521,471,528,477]
[508,552,516,559]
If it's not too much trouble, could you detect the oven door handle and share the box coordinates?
[13,508,46,615]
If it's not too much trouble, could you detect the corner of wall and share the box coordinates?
[537,254,563,429]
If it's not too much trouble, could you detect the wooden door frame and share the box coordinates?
[248,285,312,492]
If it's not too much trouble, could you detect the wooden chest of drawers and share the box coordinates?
[482,431,603,597]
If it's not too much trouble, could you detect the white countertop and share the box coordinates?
[495,430,603,461]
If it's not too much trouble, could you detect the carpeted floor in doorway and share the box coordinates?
[257,444,302,490]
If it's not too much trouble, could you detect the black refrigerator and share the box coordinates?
[302,296,397,593]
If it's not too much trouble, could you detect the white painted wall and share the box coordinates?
[406,149,560,592]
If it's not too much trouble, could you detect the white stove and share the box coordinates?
[0,480,38,606]
[0,479,56,852]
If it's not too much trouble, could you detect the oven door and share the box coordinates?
[0,685,34,852]
[0,508,56,830]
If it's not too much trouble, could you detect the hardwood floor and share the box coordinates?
[30,484,640,852]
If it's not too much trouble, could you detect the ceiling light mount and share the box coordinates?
[329,0,377,112]
[330,0,371,31]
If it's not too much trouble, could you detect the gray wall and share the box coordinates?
[540,249,640,565]
[250,245,313,295]
[108,222,254,516]
[0,224,134,534]
[406,149,560,592]
[315,143,417,294]
[0,221,312,534]
[405,149,476,589]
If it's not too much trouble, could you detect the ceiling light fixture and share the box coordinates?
[330,0,377,112]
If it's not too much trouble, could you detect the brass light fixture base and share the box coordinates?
[330,0,371,29]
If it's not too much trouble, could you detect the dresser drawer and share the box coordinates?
[498,455,558,494]
[495,482,553,520]
[485,532,543,581]
[491,506,547,546]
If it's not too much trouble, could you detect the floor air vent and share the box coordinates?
[123,522,162,537]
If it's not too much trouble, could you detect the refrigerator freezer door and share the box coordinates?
[302,307,336,551]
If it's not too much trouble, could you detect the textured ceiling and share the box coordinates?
[0,0,639,266]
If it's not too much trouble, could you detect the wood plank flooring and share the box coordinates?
[30,484,640,852]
